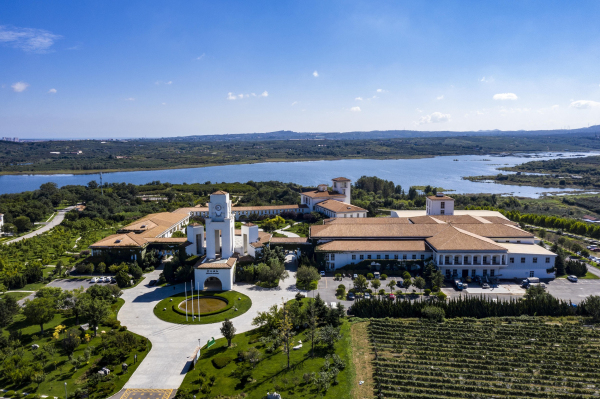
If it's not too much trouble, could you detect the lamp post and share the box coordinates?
[64,382,67,399]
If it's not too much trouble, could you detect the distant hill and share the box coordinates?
[159,125,600,142]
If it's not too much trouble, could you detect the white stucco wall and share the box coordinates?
[194,267,235,291]
[426,198,454,215]
[322,251,432,270]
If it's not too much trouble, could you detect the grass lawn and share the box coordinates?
[556,272,599,279]
[178,321,353,398]
[0,298,151,399]
[153,290,252,325]
[1,291,32,301]
[284,223,309,237]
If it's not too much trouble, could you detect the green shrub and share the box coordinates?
[421,306,445,322]
[366,273,374,280]
[424,289,431,296]
[212,356,232,369]
[380,274,387,280]
[5,391,15,397]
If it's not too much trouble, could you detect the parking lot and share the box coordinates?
[17,277,115,304]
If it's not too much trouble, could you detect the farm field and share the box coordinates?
[369,317,600,398]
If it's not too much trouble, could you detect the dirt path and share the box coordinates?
[350,321,374,399]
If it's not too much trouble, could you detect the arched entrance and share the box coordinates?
[204,277,222,291]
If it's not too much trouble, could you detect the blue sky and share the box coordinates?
[1,1,600,138]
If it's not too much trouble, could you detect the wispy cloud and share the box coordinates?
[376,88,387,93]
[260,91,268,97]
[291,101,298,106]
[355,97,363,101]
[570,100,600,109]
[124,97,135,101]
[227,93,237,100]
[436,95,444,100]
[196,53,205,60]
[11,82,29,92]
[418,111,451,124]
[313,71,319,77]
[0,25,62,53]
[493,93,518,100]
[480,76,494,83]
[48,88,57,94]
[227,91,268,100]
[155,80,173,85]
[350,106,361,112]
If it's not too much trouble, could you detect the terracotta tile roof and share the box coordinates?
[270,237,310,244]
[145,237,189,244]
[173,207,208,214]
[455,223,534,238]
[325,217,411,224]
[89,233,146,248]
[251,231,273,248]
[195,257,236,269]
[316,240,428,252]
[426,226,506,252]
[315,200,366,214]
[427,195,453,200]
[121,212,188,233]
[481,216,518,225]
[212,190,228,195]
[332,177,351,182]
[430,215,484,224]
[409,216,444,224]
[232,204,308,211]
[301,190,346,199]
[311,223,446,239]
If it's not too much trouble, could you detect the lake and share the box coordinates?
[0,152,597,197]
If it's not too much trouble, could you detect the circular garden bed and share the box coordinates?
[153,290,252,325]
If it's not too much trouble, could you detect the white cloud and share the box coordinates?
[48,88,57,94]
[0,25,62,53]
[436,95,444,100]
[155,80,172,85]
[238,94,244,99]
[355,97,363,101]
[376,89,383,93]
[313,71,319,77]
[227,92,236,100]
[227,91,267,100]
[570,100,600,109]
[493,93,518,101]
[350,106,361,112]
[480,76,494,83]
[162,102,167,105]
[416,108,423,113]
[11,82,29,92]
[291,101,298,106]
[418,111,451,124]
[260,91,268,97]
[124,97,135,101]
[196,53,205,60]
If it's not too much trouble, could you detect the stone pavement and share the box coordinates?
[118,254,302,389]
[108,388,175,399]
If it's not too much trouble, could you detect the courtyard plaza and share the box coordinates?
[115,253,302,391]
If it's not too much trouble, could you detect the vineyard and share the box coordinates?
[369,318,600,398]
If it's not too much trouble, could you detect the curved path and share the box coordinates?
[119,255,301,389]
[2,206,75,245]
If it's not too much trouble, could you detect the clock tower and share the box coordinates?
[205,191,235,259]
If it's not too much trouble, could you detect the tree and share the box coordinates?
[583,295,600,321]
[555,251,566,276]
[280,302,295,369]
[242,347,262,368]
[220,319,236,347]
[431,270,444,290]
[83,298,111,336]
[353,275,368,293]
[296,265,320,287]
[23,297,56,334]
[62,328,81,353]
[307,299,319,357]
[371,279,381,291]
[318,325,342,348]
[116,269,131,288]
[402,272,412,293]
[0,295,20,327]
[96,262,106,274]
[14,215,32,233]
[421,306,445,322]
[414,276,426,293]
[129,263,143,279]
[387,279,397,294]
[524,285,550,301]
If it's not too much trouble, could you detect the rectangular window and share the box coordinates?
[530,271,535,277]
[483,269,488,276]
[367,255,371,260]
[445,269,451,278]
[412,255,417,260]
[521,257,526,263]
[490,270,495,277]
[420,254,425,260]
[385,254,389,260]
[452,269,457,276]
[545,257,550,263]
[440,210,445,215]
[331,254,335,261]
[377,255,381,260]
[352,255,356,260]
[471,269,476,277]
[403,254,407,260]
[394,254,399,260]
[517,240,521,243]
[325,254,329,261]
[360,255,364,260]
[510,257,514,263]
[441,202,445,209]
[533,257,537,264]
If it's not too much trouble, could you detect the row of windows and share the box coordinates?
[509,257,551,264]
[324,253,426,261]
[446,269,496,277]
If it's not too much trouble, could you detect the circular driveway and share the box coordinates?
[118,255,301,389]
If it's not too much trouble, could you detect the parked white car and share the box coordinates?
[91,277,98,283]
[567,275,578,282]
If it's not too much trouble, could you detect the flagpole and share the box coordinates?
[198,281,201,322]
[191,280,194,320]
[185,282,188,322]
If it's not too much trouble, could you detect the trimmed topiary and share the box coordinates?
[211,356,232,369]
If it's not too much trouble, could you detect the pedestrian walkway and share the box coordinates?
[2,206,75,245]
[274,224,300,237]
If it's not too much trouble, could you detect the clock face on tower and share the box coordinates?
[215,205,222,211]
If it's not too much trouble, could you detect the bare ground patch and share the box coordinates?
[350,321,374,399]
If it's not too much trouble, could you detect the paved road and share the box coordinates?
[2,206,75,245]
[118,255,302,389]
